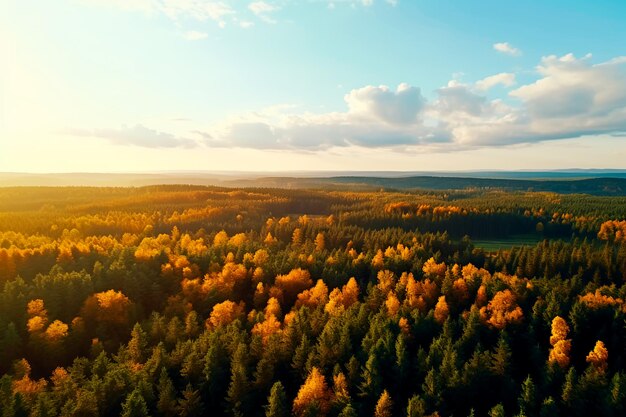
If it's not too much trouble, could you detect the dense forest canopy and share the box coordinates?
[1,185,626,416]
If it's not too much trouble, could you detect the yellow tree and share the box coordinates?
[548,316,571,368]
[434,296,449,324]
[479,290,523,329]
[206,300,245,329]
[315,233,326,252]
[586,340,608,372]
[293,367,333,417]
[374,390,393,417]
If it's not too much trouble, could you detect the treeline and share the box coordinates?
[0,186,626,416]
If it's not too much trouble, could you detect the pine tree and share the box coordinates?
[539,397,558,417]
[265,381,288,417]
[121,389,149,417]
[177,385,204,417]
[489,403,505,417]
[128,323,148,364]
[517,376,536,417]
[157,369,178,417]
[227,343,250,417]
[406,395,426,417]
[338,403,357,417]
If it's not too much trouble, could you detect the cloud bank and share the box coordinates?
[71,54,626,151]
[198,54,626,151]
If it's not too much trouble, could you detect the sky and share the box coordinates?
[1,0,626,173]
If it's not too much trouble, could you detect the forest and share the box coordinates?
[1,185,626,416]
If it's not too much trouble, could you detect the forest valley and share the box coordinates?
[1,185,626,417]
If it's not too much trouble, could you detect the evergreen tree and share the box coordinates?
[406,395,426,417]
[177,385,204,417]
[157,369,178,417]
[265,381,288,417]
[121,389,149,417]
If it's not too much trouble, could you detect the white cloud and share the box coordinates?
[239,20,254,28]
[183,30,208,40]
[345,83,426,124]
[475,72,516,91]
[248,1,278,23]
[68,125,199,148]
[493,42,521,56]
[190,54,626,152]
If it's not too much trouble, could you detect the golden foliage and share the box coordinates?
[332,372,349,402]
[27,299,47,318]
[12,359,47,398]
[579,290,623,309]
[398,317,410,334]
[371,250,384,270]
[253,249,269,266]
[548,316,571,368]
[422,257,447,279]
[293,367,333,417]
[434,296,449,324]
[385,292,401,317]
[586,340,608,372]
[549,316,570,346]
[405,275,439,312]
[252,314,282,343]
[479,290,523,329]
[598,220,626,242]
[45,320,69,341]
[213,230,229,246]
[296,279,329,309]
[27,316,47,333]
[377,270,396,294]
[315,233,326,251]
[325,278,359,315]
[274,268,313,304]
[264,232,278,245]
[374,390,393,417]
[549,340,572,369]
[265,297,282,318]
[207,300,245,329]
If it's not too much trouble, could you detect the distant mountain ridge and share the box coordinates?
[1,171,626,195]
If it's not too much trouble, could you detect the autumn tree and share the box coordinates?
[434,296,449,324]
[293,367,333,417]
[374,390,393,417]
[479,290,523,329]
[206,300,245,329]
[548,316,571,368]
[586,340,608,372]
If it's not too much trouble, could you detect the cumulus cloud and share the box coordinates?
[452,53,626,145]
[69,125,199,148]
[192,54,626,151]
[475,72,516,91]
[493,42,521,56]
[345,83,426,124]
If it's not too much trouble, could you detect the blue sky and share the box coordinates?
[1,0,625,172]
